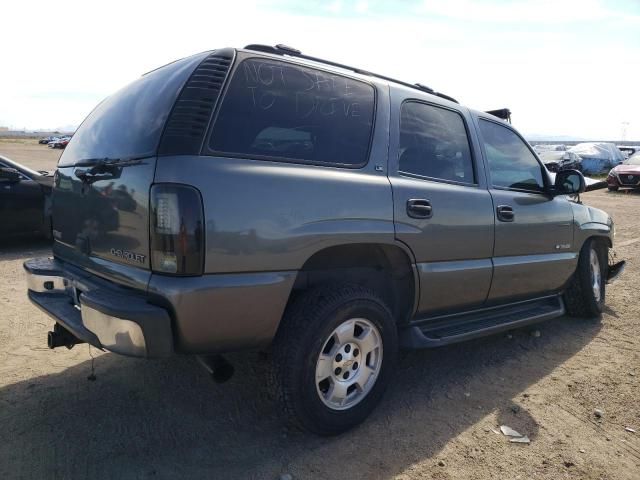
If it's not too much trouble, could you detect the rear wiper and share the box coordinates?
[74,157,146,168]
[74,157,146,184]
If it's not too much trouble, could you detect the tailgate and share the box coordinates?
[53,158,156,272]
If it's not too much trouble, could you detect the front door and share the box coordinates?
[389,99,494,316]
[476,118,575,302]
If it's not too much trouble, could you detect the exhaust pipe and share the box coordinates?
[196,354,235,383]
[47,323,85,350]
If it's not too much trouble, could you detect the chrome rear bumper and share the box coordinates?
[24,257,173,358]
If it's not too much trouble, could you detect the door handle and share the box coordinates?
[407,199,433,219]
[496,205,515,222]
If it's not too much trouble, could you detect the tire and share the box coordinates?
[564,238,606,318]
[272,284,398,435]
[608,186,618,191]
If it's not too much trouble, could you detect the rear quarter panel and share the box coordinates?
[153,155,397,273]
[152,154,400,352]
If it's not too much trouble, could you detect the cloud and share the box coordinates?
[355,1,369,14]
[326,0,343,14]
[0,0,638,139]
[417,0,640,24]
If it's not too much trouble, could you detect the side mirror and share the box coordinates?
[554,169,586,195]
[0,167,21,183]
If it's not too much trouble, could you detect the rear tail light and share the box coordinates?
[150,184,204,275]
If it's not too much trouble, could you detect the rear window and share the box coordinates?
[59,53,209,167]
[208,58,376,167]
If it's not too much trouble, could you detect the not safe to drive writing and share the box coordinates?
[242,60,365,119]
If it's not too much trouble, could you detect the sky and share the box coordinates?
[1,0,639,140]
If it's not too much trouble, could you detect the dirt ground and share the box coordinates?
[0,140,638,480]
[0,138,62,172]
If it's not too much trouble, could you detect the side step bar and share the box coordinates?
[400,296,565,349]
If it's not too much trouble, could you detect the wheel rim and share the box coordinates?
[315,318,383,411]
[589,248,602,302]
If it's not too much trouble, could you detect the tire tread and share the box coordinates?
[271,284,395,435]
[564,239,606,318]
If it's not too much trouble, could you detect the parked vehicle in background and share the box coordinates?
[607,151,640,191]
[48,137,70,149]
[617,146,637,159]
[533,144,567,155]
[568,142,624,174]
[39,136,57,144]
[24,44,625,435]
[539,150,582,172]
[0,155,53,239]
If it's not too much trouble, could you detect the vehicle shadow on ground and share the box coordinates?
[607,189,640,196]
[0,315,601,479]
[0,237,51,260]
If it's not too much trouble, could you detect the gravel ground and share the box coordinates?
[0,140,638,479]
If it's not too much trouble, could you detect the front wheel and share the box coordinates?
[564,239,606,318]
[272,285,397,435]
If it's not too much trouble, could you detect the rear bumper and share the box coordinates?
[25,257,173,358]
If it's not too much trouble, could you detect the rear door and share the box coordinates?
[475,117,575,302]
[389,95,495,316]
[53,160,157,269]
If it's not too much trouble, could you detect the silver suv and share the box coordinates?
[25,44,625,435]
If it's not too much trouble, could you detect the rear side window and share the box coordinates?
[208,58,375,167]
[399,102,475,184]
[478,119,545,192]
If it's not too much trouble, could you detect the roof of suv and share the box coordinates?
[239,44,460,104]
[238,44,512,124]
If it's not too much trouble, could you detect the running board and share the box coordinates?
[400,296,565,349]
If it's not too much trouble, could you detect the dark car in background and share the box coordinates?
[39,136,57,145]
[0,155,53,239]
[607,152,640,191]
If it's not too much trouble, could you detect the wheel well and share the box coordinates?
[290,244,416,324]
[586,235,612,252]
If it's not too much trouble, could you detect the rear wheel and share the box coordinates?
[272,284,397,435]
[608,186,618,191]
[564,239,606,318]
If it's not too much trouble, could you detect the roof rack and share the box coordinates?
[244,44,459,104]
[485,108,512,123]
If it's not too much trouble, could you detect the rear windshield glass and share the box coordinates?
[208,58,375,167]
[59,53,208,167]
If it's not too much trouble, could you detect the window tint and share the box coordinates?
[399,102,474,184]
[479,119,545,192]
[209,58,375,166]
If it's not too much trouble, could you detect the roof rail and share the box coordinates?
[485,108,512,123]
[244,44,459,104]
